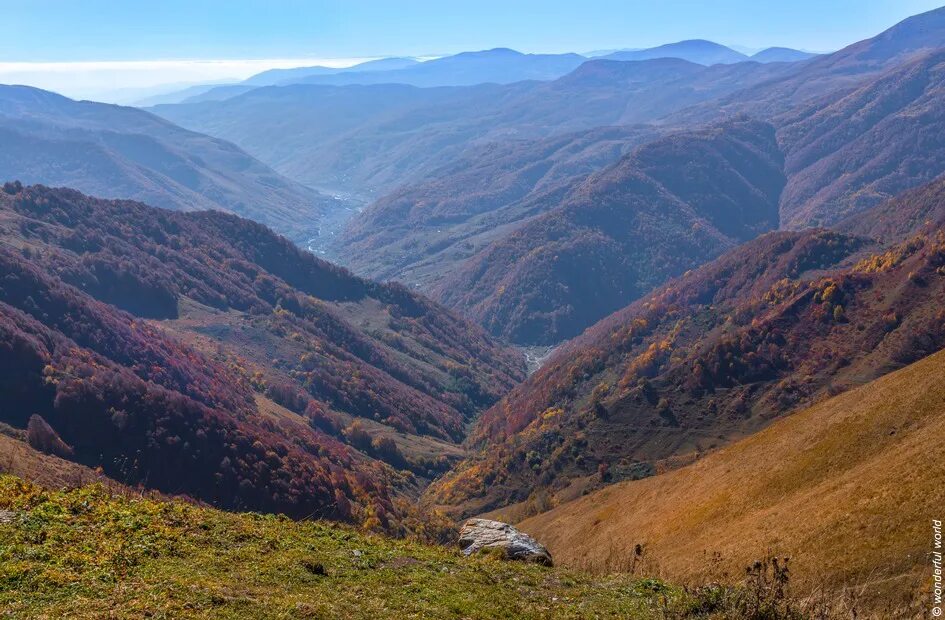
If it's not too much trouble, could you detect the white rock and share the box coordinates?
[458,518,553,566]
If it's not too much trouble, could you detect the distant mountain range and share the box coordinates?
[592,42,817,65]
[150,59,792,195]
[147,7,945,204]
[140,40,819,107]
[284,49,587,88]
[245,57,423,86]
[751,46,818,62]
[146,57,427,106]
[0,85,331,244]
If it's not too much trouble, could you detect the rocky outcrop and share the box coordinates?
[458,518,553,566]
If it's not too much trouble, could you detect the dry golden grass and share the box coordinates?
[520,348,945,616]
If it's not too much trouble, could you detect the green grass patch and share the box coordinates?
[0,476,689,619]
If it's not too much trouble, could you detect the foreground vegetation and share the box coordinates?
[0,476,823,619]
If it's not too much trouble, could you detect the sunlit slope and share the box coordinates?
[521,346,945,610]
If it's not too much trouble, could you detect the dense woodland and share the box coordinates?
[0,184,523,535]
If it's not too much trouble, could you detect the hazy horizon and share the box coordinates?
[1,0,941,102]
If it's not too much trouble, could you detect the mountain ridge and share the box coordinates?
[602,40,748,65]
[0,85,332,244]
[427,117,785,344]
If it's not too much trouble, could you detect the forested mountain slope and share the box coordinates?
[427,198,945,516]
[0,184,524,533]
[777,49,945,228]
[339,124,661,284]
[428,118,785,344]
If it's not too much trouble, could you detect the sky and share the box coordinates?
[0,0,942,101]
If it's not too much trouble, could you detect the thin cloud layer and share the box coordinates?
[0,58,377,102]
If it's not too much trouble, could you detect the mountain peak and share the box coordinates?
[602,40,748,65]
[456,47,526,58]
[750,47,818,62]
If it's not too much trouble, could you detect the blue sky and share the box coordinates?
[3,0,943,59]
[0,0,942,100]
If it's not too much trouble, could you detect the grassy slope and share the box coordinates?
[520,346,945,613]
[0,477,703,620]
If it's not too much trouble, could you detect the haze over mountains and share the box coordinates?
[143,40,814,107]
[152,59,794,196]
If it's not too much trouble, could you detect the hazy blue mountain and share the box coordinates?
[0,85,331,243]
[287,48,587,87]
[178,84,257,104]
[132,82,241,106]
[602,40,748,65]
[247,57,422,86]
[751,47,818,63]
[135,58,423,107]
[671,5,945,123]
